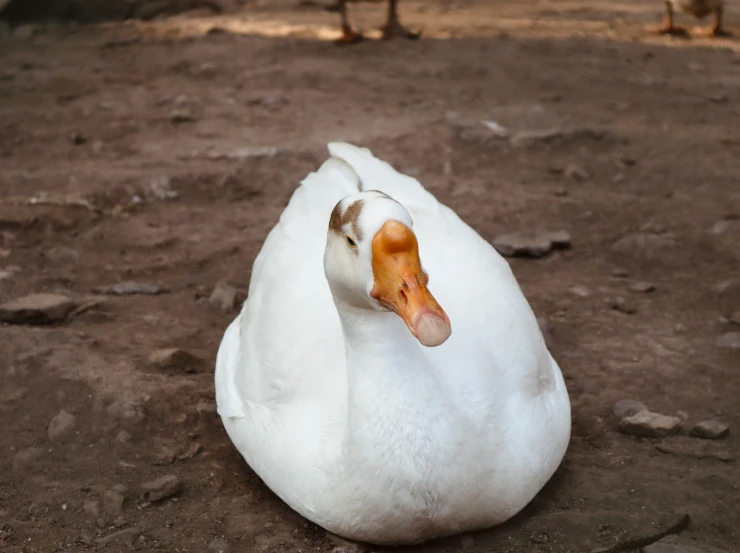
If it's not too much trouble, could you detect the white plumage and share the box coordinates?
[215,143,571,545]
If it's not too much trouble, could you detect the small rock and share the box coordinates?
[712,279,740,296]
[493,230,570,258]
[545,230,572,249]
[618,410,682,438]
[609,296,637,314]
[716,332,740,349]
[71,132,87,145]
[102,488,125,517]
[628,281,656,293]
[553,187,568,197]
[690,420,729,440]
[149,176,179,201]
[96,527,141,547]
[708,93,729,104]
[12,447,44,472]
[613,399,647,419]
[0,269,12,281]
[149,348,203,373]
[48,410,76,441]
[0,293,76,325]
[177,442,202,461]
[141,475,182,502]
[644,534,730,553]
[208,538,229,553]
[209,281,238,311]
[94,281,169,296]
[569,285,591,298]
[169,109,197,124]
[154,447,176,465]
[612,268,630,278]
[565,163,590,181]
[116,430,131,443]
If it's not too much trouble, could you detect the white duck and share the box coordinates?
[215,143,571,545]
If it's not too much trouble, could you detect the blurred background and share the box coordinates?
[0,1,739,552]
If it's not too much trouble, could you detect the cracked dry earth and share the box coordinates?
[1,0,740,552]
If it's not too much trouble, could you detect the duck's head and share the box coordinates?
[324,190,451,347]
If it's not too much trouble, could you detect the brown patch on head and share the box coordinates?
[328,199,365,241]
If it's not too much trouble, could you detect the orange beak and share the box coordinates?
[370,220,451,347]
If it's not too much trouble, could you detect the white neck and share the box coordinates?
[333,300,456,467]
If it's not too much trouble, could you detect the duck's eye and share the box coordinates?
[345,235,357,248]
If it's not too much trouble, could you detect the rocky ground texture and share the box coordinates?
[1,1,739,552]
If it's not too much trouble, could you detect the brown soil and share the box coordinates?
[1,1,740,552]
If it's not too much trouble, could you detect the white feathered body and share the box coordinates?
[215,143,570,544]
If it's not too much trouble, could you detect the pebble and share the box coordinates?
[48,410,77,441]
[0,293,76,325]
[618,410,682,438]
[644,535,730,553]
[11,447,44,472]
[690,420,729,440]
[609,296,637,314]
[712,279,740,296]
[149,348,204,373]
[94,281,169,296]
[612,268,630,278]
[613,399,647,419]
[169,109,197,124]
[209,281,238,311]
[565,163,590,181]
[493,230,571,258]
[141,475,182,502]
[716,332,740,349]
[177,442,202,461]
[629,281,656,293]
[208,537,229,553]
[96,527,141,547]
[460,534,476,549]
[150,176,179,201]
[569,285,591,298]
[116,430,131,443]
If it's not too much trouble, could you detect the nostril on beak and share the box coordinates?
[398,288,409,308]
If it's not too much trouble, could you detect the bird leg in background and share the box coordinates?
[381,0,420,40]
[335,0,364,45]
[708,4,731,37]
[655,0,688,36]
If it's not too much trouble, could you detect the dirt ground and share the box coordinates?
[1,0,740,552]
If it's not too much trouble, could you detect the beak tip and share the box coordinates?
[414,313,452,347]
